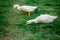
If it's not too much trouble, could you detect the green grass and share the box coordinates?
[0,0,60,40]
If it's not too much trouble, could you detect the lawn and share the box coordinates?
[0,0,60,40]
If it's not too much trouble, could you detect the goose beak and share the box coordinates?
[13,7,17,12]
[12,8,16,12]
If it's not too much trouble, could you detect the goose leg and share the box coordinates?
[27,12,30,16]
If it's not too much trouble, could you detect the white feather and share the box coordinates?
[13,4,21,10]
[27,14,57,24]
[21,6,38,12]
[13,4,38,12]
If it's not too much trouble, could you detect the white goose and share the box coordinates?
[27,14,57,24]
[13,4,38,16]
